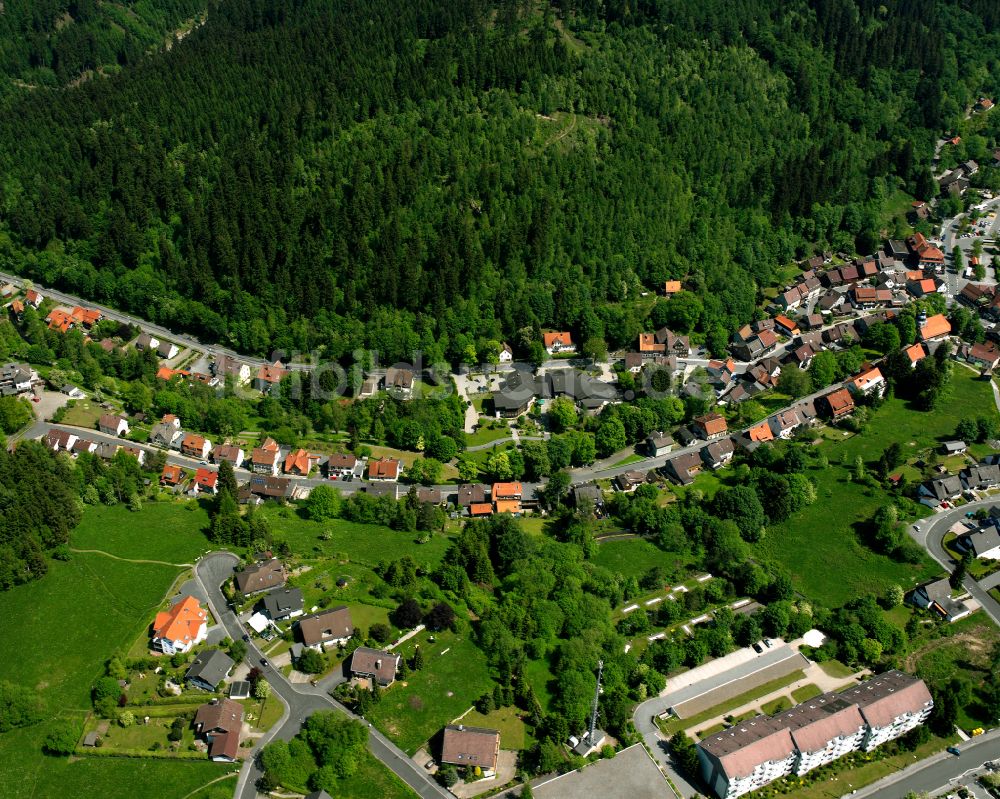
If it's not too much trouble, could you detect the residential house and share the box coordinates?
[746,421,774,443]
[325,453,358,479]
[181,433,212,460]
[367,457,402,482]
[848,366,885,398]
[768,409,803,440]
[262,588,305,621]
[186,649,235,692]
[350,647,401,687]
[440,725,501,777]
[919,314,951,343]
[664,451,704,485]
[247,474,291,500]
[152,595,207,654]
[492,368,536,417]
[71,438,97,457]
[492,482,523,500]
[646,431,675,457]
[457,484,488,507]
[887,239,909,260]
[417,487,442,505]
[193,468,218,494]
[790,344,815,370]
[98,414,130,437]
[135,332,160,351]
[955,524,1000,560]
[385,366,416,397]
[160,464,184,487]
[903,343,927,368]
[911,579,972,623]
[960,463,1000,491]
[212,355,251,384]
[959,282,993,309]
[774,315,799,337]
[284,448,319,476]
[664,280,683,295]
[0,362,35,396]
[572,484,604,513]
[297,606,354,651]
[121,445,146,466]
[615,470,647,492]
[706,359,737,387]
[964,342,1000,370]
[157,366,189,382]
[639,327,690,358]
[701,439,735,469]
[469,502,493,517]
[939,170,970,196]
[251,437,281,475]
[254,361,287,393]
[543,331,576,355]
[623,352,644,374]
[907,233,946,269]
[24,289,42,308]
[978,97,995,111]
[918,475,963,508]
[150,421,183,449]
[816,291,843,313]
[235,559,287,595]
[941,440,967,456]
[194,699,244,762]
[778,286,804,311]
[45,308,76,333]
[817,388,855,420]
[155,340,179,360]
[693,413,728,440]
[498,343,513,364]
[212,444,245,469]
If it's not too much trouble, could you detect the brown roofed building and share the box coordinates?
[693,413,728,440]
[297,606,354,651]
[367,457,402,482]
[349,647,400,686]
[458,484,488,507]
[817,388,854,420]
[839,671,934,751]
[440,725,501,776]
[181,433,211,460]
[194,698,244,762]
[234,559,287,595]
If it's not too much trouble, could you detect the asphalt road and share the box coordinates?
[849,728,1000,799]
[909,499,1000,626]
[193,553,449,799]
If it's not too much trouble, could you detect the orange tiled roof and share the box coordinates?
[851,367,884,391]
[469,502,493,516]
[747,422,773,442]
[904,343,926,365]
[161,464,183,484]
[257,361,287,384]
[367,457,401,479]
[543,331,573,348]
[153,595,206,644]
[492,482,523,498]
[284,448,312,474]
[494,499,522,514]
[664,280,682,294]
[46,309,74,333]
[920,314,952,341]
[194,468,218,489]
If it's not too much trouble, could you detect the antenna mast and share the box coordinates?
[588,659,604,742]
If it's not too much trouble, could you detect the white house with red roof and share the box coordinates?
[152,595,208,654]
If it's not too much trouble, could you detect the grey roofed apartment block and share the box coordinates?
[186,648,235,690]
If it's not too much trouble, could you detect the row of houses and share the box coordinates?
[918,459,1000,508]
[697,671,933,799]
[45,427,146,464]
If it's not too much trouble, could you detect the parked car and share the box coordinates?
[947,746,961,756]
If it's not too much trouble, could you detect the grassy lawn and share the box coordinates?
[466,424,512,447]
[338,750,420,799]
[369,631,493,754]
[748,371,1000,608]
[0,553,229,799]
[591,538,691,580]
[460,705,532,750]
[238,695,284,732]
[661,670,807,734]
[817,660,857,679]
[60,398,104,428]
[760,696,792,715]
[72,502,212,563]
[258,507,452,571]
[523,657,555,713]
[612,453,646,468]
[791,683,823,703]
[518,516,548,536]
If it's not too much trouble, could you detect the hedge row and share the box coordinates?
[73,747,209,761]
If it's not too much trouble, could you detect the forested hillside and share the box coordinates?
[0,0,998,361]
[0,0,208,88]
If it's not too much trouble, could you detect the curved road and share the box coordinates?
[193,553,449,799]
[910,499,1000,626]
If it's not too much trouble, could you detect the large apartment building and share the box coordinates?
[697,671,933,799]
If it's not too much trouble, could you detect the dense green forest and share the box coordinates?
[0,0,998,361]
[0,0,207,88]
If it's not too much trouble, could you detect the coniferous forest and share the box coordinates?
[0,0,998,361]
